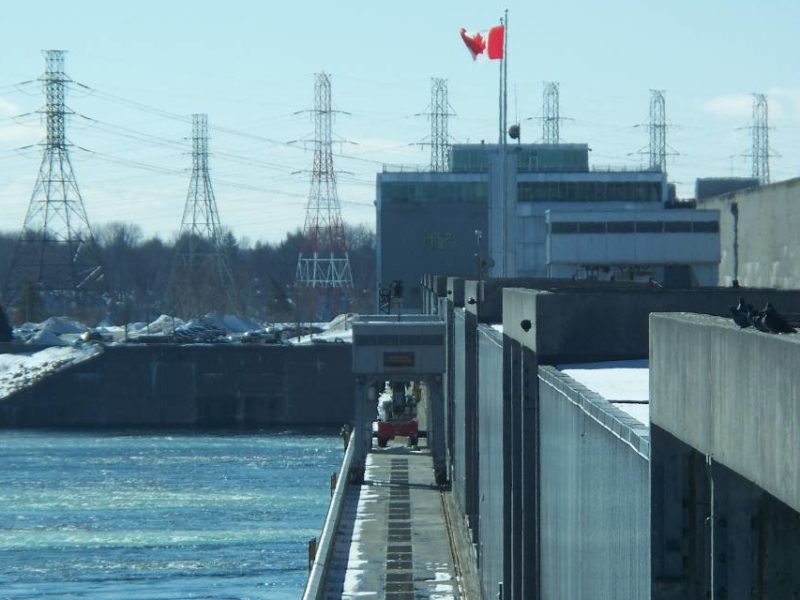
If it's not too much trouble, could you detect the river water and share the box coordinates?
[0,431,342,599]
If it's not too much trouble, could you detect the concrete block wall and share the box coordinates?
[451,309,470,523]
[477,325,507,600]
[650,313,800,512]
[650,313,800,599]
[538,367,650,599]
[699,177,800,288]
[0,344,354,428]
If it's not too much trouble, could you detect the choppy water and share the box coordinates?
[0,431,342,599]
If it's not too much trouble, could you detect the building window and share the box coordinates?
[382,181,488,204]
[664,221,693,233]
[635,221,663,233]
[607,222,635,233]
[692,221,719,233]
[578,222,606,233]
[550,222,578,234]
[518,180,661,203]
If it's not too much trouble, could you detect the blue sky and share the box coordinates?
[1,0,798,243]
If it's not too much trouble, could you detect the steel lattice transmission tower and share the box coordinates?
[751,93,771,184]
[649,89,667,173]
[295,73,353,320]
[167,114,237,318]
[3,50,104,315]
[542,82,561,144]
[427,78,455,171]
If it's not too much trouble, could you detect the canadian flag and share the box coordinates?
[459,25,504,60]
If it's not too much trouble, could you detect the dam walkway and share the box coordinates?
[321,441,468,599]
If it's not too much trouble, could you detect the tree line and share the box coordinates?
[0,223,376,325]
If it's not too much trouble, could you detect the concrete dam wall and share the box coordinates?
[0,343,354,428]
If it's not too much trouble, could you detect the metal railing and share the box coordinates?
[302,432,356,599]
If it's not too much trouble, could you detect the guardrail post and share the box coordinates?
[308,537,317,572]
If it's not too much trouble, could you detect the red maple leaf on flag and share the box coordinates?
[459,28,486,60]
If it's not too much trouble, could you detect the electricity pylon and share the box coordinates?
[542,82,561,144]
[295,73,353,321]
[167,113,238,318]
[419,78,455,171]
[750,93,771,184]
[3,50,104,317]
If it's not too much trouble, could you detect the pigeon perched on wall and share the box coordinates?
[762,303,797,334]
[729,297,751,328]
[748,305,770,333]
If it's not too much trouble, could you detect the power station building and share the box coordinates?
[377,143,720,311]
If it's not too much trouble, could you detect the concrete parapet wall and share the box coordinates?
[476,325,507,599]
[650,313,800,513]
[538,366,650,599]
[446,277,465,307]
[503,287,800,364]
[0,344,354,428]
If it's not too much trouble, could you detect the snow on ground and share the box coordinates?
[288,327,353,345]
[324,313,356,332]
[0,345,102,400]
[27,329,70,346]
[12,312,355,345]
[37,316,87,335]
[130,314,184,335]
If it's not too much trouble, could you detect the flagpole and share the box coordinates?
[500,8,509,275]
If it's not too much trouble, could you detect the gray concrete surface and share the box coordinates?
[0,344,354,427]
[699,177,800,287]
[650,312,800,514]
[476,325,506,600]
[503,286,800,363]
[538,366,650,599]
[650,313,800,599]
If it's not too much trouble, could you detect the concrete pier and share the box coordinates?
[0,343,354,427]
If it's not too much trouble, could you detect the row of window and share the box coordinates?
[382,180,665,204]
[449,147,590,173]
[518,181,662,203]
[549,221,720,234]
[382,181,487,204]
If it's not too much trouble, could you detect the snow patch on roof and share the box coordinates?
[559,360,649,402]
[559,359,650,426]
